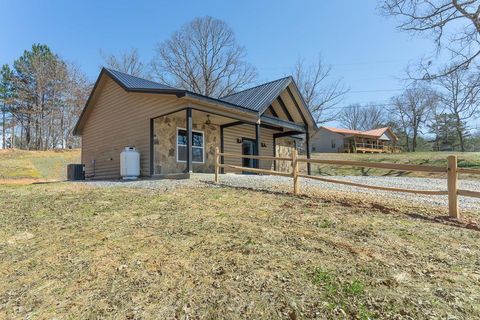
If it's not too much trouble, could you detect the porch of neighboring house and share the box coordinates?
[341,136,400,154]
[150,107,311,178]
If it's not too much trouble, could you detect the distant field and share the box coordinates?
[308,152,480,180]
[0,149,80,182]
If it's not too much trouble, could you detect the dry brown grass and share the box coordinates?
[0,182,479,319]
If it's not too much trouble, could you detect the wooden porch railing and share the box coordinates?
[214,147,480,219]
[342,143,402,153]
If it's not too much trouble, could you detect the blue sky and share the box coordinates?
[0,0,456,125]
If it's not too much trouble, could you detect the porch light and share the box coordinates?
[261,142,267,148]
[237,138,242,143]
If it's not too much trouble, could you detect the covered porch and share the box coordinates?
[341,135,400,153]
[150,107,311,178]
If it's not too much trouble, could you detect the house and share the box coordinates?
[73,68,317,179]
[311,126,399,153]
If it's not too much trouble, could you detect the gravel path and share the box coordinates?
[78,174,480,211]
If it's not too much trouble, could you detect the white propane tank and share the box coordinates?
[120,147,140,179]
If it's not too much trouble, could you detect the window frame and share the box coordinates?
[176,127,205,164]
[331,139,336,149]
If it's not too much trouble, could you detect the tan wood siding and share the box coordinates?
[264,84,316,132]
[81,77,187,179]
[270,100,288,121]
[279,88,303,123]
[80,75,302,179]
[223,124,275,172]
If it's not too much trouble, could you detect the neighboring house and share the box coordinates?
[73,68,317,179]
[311,126,399,153]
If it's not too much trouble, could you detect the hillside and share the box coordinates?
[0,149,80,182]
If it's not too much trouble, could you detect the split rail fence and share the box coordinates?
[214,147,480,219]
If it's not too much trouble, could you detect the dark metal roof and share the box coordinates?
[261,115,305,132]
[74,68,316,136]
[104,68,256,113]
[105,68,179,91]
[220,76,292,112]
[73,68,259,135]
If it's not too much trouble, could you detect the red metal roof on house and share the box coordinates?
[363,127,390,137]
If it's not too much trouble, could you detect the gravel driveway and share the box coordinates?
[79,173,480,211]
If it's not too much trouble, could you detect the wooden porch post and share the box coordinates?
[273,137,276,171]
[186,108,193,173]
[255,123,261,168]
[306,129,311,175]
[292,149,299,194]
[220,126,225,174]
[214,147,219,183]
[149,118,154,176]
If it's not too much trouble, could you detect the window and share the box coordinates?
[331,139,336,149]
[177,128,204,163]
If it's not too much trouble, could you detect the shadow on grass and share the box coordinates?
[202,180,480,232]
[404,213,480,231]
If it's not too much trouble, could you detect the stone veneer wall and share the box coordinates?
[153,114,220,174]
[275,137,296,173]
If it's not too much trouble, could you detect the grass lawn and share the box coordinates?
[1,182,479,319]
[0,149,80,182]
[309,152,480,180]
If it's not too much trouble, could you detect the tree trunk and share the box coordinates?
[412,129,417,152]
[2,103,5,149]
[25,117,31,150]
[10,117,15,148]
[454,115,465,152]
[60,113,65,149]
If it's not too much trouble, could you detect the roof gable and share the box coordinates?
[220,77,317,129]
[363,127,389,137]
[74,68,317,135]
[220,77,292,112]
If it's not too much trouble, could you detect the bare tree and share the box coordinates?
[390,98,413,150]
[338,104,364,130]
[293,56,348,124]
[61,63,91,148]
[436,66,480,151]
[339,103,386,130]
[151,16,257,98]
[101,48,147,77]
[390,85,437,151]
[362,104,387,130]
[381,0,480,79]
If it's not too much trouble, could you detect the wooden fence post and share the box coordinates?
[292,149,299,195]
[447,155,459,219]
[215,147,219,183]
